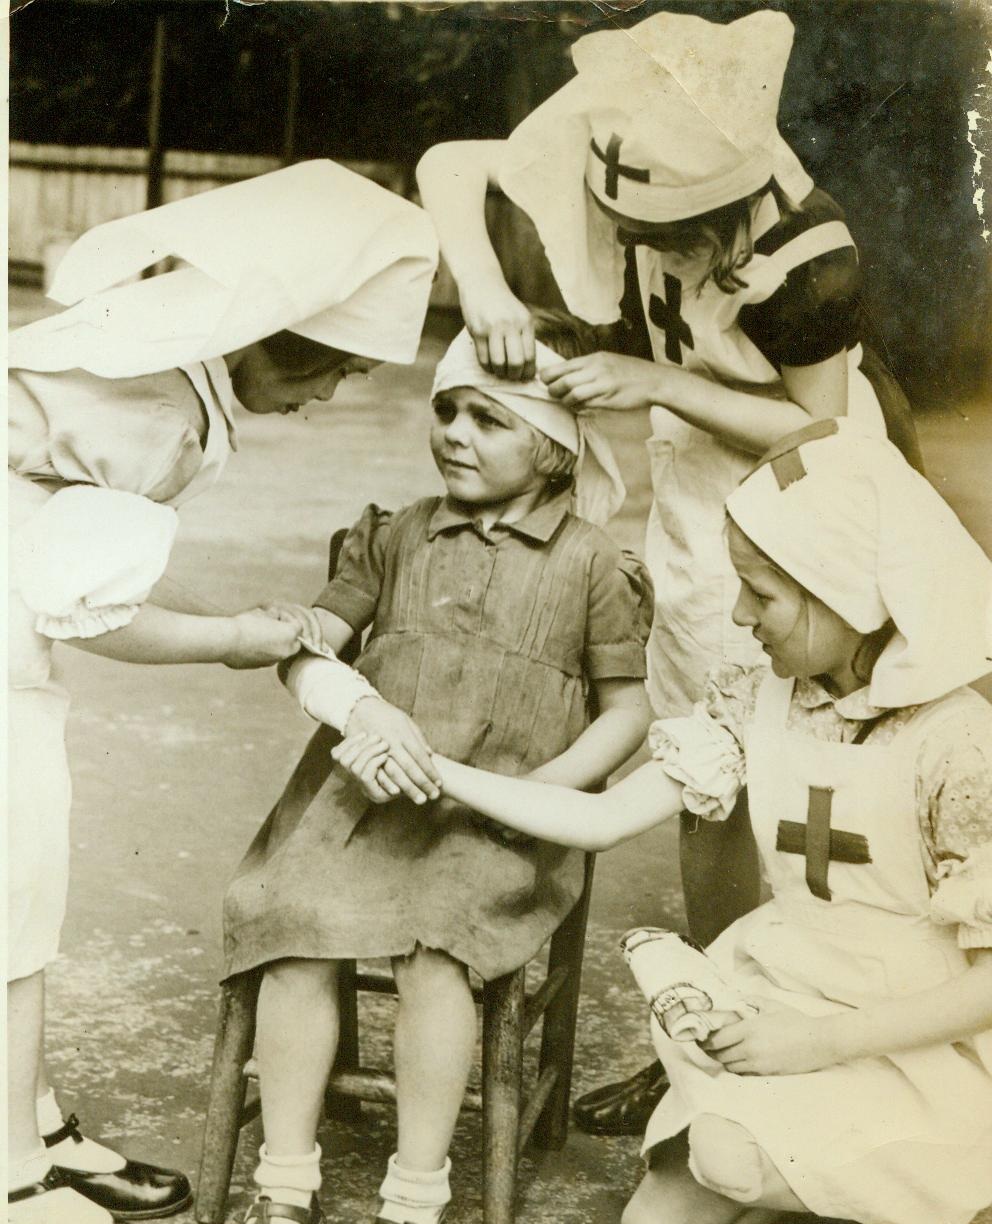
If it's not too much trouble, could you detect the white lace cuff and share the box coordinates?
[930,845,992,949]
[283,651,381,733]
[648,707,745,822]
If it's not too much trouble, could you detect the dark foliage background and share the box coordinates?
[9,0,992,404]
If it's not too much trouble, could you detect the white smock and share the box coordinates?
[644,672,992,1224]
[639,194,885,716]
[7,361,236,982]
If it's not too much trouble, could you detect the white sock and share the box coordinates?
[36,1091,126,1174]
[253,1142,321,1210]
[8,1145,53,1193]
[376,1154,451,1224]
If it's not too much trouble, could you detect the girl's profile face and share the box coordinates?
[728,520,861,688]
[231,343,378,416]
[430,388,547,512]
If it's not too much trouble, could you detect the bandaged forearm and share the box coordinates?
[282,651,381,732]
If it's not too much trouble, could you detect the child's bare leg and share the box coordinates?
[622,1130,763,1224]
[255,958,340,1154]
[392,947,477,1170]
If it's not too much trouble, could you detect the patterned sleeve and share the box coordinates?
[647,664,763,822]
[582,543,653,680]
[313,504,393,633]
[918,697,992,949]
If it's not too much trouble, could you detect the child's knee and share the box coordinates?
[263,957,339,999]
[687,1114,765,1203]
[393,946,468,996]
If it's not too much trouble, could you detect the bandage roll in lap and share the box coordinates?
[620,927,756,1041]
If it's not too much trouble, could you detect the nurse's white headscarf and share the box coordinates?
[431,329,626,528]
[726,419,992,709]
[499,10,813,324]
[8,160,439,378]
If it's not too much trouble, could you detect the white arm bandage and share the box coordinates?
[283,651,381,733]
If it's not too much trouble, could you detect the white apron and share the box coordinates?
[637,198,886,715]
[6,359,236,982]
[643,673,992,1224]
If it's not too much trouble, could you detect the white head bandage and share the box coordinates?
[8,160,439,377]
[431,329,626,528]
[499,10,813,323]
[726,419,992,708]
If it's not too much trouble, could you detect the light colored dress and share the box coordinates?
[629,188,887,716]
[7,360,237,981]
[643,664,992,1224]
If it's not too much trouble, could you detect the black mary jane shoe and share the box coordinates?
[44,1114,192,1220]
[245,1194,324,1223]
[572,1059,670,1136]
[9,1165,78,1205]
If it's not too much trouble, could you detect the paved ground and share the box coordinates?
[9,285,992,1224]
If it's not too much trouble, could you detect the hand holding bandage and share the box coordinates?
[621,927,757,1043]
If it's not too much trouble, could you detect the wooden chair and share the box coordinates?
[195,530,598,1224]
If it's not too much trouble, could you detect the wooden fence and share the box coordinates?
[7,142,559,314]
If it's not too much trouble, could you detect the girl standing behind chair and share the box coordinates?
[364,419,992,1224]
[222,314,653,1224]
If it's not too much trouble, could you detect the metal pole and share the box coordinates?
[282,45,301,167]
[146,12,168,211]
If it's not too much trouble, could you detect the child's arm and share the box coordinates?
[332,733,685,852]
[704,949,992,1076]
[66,603,300,668]
[416,139,535,380]
[525,677,653,791]
[541,351,848,456]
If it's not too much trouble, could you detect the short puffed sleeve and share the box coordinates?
[9,367,206,503]
[314,504,394,633]
[582,544,653,680]
[918,696,992,949]
[647,664,763,821]
[10,482,178,639]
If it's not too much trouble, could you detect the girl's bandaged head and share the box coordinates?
[726,418,992,708]
[8,160,439,378]
[498,10,813,322]
[430,329,626,526]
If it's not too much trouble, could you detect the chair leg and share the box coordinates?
[196,971,261,1224]
[533,855,596,1150]
[482,969,525,1224]
[325,958,362,1123]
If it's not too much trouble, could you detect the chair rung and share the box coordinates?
[328,1067,483,1113]
[355,968,484,1004]
[516,1064,560,1154]
[522,964,569,1037]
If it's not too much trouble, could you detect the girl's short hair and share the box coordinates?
[259,329,348,377]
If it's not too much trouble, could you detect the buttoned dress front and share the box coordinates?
[644,668,992,1224]
[224,492,652,982]
[7,360,237,981]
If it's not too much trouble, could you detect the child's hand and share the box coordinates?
[331,733,400,804]
[261,602,330,655]
[222,609,301,669]
[344,699,441,804]
[701,1000,842,1076]
[542,352,676,413]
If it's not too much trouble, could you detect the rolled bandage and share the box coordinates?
[620,927,757,1042]
[283,651,381,733]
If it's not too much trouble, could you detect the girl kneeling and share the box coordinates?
[346,419,992,1224]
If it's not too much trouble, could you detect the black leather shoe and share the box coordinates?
[44,1114,191,1220]
[572,1060,670,1136]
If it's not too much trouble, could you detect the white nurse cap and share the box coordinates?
[9,160,439,377]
